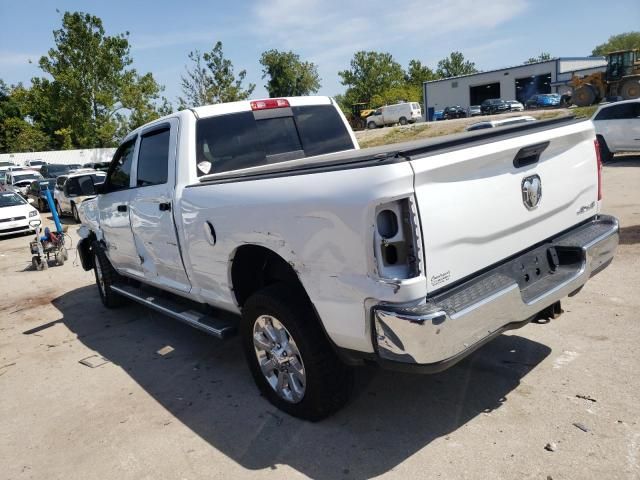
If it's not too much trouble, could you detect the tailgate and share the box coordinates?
[410,120,599,293]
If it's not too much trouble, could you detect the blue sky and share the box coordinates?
[1,0,639,105]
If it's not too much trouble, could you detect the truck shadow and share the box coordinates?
[50,286,550,480]
[605,154,640,167]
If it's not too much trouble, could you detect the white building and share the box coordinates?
[0,148,116,166]
[422,57,607,120]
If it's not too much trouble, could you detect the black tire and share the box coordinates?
[367,122,377,129]
[72,203,80,223]
[240,283,353,421]
[621,78,640,100]
[573,85,597,107]
[399,116,408,125]
[92,241,124,308]
[597,135,614,162]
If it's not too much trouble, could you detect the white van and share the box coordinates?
[366,102,422,129]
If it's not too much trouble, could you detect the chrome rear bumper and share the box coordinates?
[373,215,619,370]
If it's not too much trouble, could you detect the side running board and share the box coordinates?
[111,284,237,339]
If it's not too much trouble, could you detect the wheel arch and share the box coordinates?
[230,244,308,308]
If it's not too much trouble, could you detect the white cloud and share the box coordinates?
[251,0,529,92]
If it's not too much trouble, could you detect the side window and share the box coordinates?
[136,128,170,187]
[107,139,136,191]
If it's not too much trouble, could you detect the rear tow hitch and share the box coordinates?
[533,301,563,324]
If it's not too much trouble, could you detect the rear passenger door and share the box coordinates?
[129,119,190,293]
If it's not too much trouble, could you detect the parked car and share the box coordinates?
[366,102,422,128]
[25,159,47,170]
[3,170,44,196]
[0,191,41,237]
[506,100,524,112]
[26,179,57,212]
[0,161,15,172]
[466,115,537,131]
[82,161,111,172]
[40,163,82,179]
[433,109,444,121]
[480,98,510,115]
[526,93,561,108]
[442,105,467,120]
[468,105,482,116]
[54,170,108,222]
[76,95,618,420]
[592,99,640,161]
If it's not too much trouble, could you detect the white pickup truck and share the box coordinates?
[77,95,619,420]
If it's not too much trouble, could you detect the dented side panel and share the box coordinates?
[179,162,422,353]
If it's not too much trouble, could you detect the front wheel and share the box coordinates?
[241,284,353,421]
[367,122,377,129]
[399,116,408,125]
[72,203,80,223]
[92,241,124,308]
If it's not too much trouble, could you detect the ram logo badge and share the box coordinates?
[522,175,542,210]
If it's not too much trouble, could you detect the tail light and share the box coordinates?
[594,139,603,201]
[374,198,422,279]
[250,98,290,110]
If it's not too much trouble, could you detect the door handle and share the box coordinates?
[117,205,127,212]
[159,202,171,212]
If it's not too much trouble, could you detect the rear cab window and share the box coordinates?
[195,103,355,175]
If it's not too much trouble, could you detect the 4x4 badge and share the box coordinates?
[522,175,542,210]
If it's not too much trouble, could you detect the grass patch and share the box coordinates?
[534,110,564,120]
[359,123,468,148]
[571,106,597,119]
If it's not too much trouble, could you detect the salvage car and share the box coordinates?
[3,170,44,197]
[54,171,106,222]
[442,105,467,120]
[26,179,57,212]
[468,105,482,116]
[40,163,81,179]
[591,99,640,161]
[506,100,525,111]
[480,98,510,115]
[466,115,536,131]
[77,95,618,421]
[0,191,40,237]
[526,93,561,108]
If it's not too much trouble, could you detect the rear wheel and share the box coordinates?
[241,284,353,421]
[573,85,597,106]
[367,122,376,129]
[621,78,640,100]
[92,241,124,308]
[399,116,408,125]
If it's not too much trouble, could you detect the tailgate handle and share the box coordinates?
[513,141,550,168]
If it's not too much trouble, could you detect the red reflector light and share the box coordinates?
[594,138,603,201]
[250,98,290,110]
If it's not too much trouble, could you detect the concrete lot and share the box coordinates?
[1,156,639,480]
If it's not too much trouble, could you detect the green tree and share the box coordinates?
[338,51,406,104]
[524,52,553,64]
[436,51,478,78]
[592,32,640,56]
[179,41,255,108]
[29,11,168,148]
[1,117,50,152]
[259,49,321,97]
[405,59,438,85]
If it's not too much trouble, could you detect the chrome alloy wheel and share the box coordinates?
[253,315,306,403]
[94,253,106,296]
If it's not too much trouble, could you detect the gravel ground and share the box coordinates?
[0,155,638,480]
